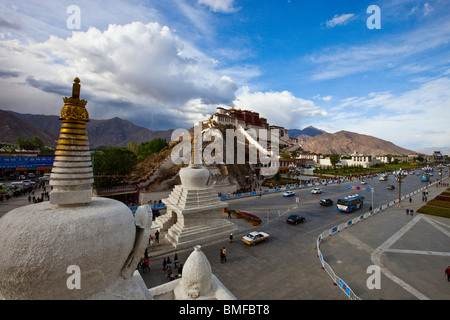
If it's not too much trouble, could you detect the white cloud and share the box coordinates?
[234,87,329,129]
[423,3,433,16]
[309,16,450,81]
[325,13,355,28]
[197,0,238,13]
[313,94,333,101]
[0,21,242,130]
[314,78,450,150]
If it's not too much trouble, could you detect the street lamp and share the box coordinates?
[393,168,407,207]
[288,163,296,182]
[437,164,445,184]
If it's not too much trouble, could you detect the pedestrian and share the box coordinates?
[144,248,148,259]
[229,233,233,243]
[174,253,179,268]
[139,258,146,273]
[409,197,412,203]
[143,258,150,273]
[445,266,450,282]
[155,229,160,244]
[220,248,225,263]
[177,263,183,277]
[406,208,409,215]
[222,247,227,262]
[165,264,172,280]
[410,209,413,216]
[162,258,166,272]
[228,209,231,219]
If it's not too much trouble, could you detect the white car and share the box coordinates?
[361,181,367,185]
[242,231,270,245]
[311,188,322,194]
[282,191,295,197]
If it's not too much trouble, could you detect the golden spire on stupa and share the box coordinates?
[49,77,94,206]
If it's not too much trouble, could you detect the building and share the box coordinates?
[0,151,54,179]
[212,107,269,130]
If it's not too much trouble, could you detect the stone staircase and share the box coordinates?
[166,215,239,250]
[164,185,224,213]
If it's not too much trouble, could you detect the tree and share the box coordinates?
[92,147,137,189]
[126,141,138,156]
[329,154,341,169]
[137,138,168,162]
[280,152,291,159]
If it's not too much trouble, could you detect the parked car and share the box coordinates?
[286,214,305,225]
[311,188,322,194]
[282,191,295,197]
[319,198,333,206]
[387,185,395,190]
[242,231,270,245]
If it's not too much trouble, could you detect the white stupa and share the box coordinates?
[0,78,152,300]
[156,160,239,249]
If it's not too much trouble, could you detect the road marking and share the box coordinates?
[422,215,450,237]
[383,248,450,256]
[371,215,429,300]
[339,232,373,253]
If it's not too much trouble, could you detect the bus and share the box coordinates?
[337,194,365,213]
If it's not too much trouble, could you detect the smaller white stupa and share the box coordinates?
[157,163,239,249]
[149,245,236,300]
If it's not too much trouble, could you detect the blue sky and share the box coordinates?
[0,0,449,152]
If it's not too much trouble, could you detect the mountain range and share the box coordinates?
[1,110,173,148]
[288,126,416,155]
[0,109,419,155]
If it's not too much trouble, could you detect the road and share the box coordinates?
[142,169,450,300]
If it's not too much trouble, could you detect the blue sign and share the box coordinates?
[0,156,54,169]
[347,185,352,189]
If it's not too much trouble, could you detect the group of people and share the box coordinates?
[139,248,150,273]
[162,254,183,281]
[1,179,48,202]
[139,251,184,282]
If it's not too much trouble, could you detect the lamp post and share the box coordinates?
[288,163,296,183]
[423,165,433,193]
[437,164,445,184]
[393,168,407,207]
